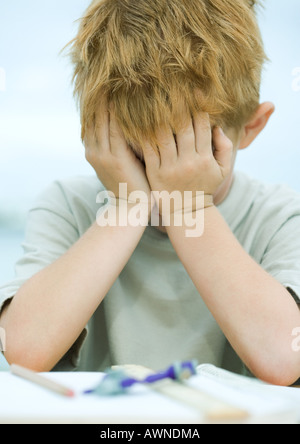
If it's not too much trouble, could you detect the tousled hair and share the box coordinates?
[66,0,267,150]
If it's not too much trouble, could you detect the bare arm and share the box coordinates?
[142,113,300,386]
[166,207,300,386]
[0,105,152,372]
[0,218,147,372]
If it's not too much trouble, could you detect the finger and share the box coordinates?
[142,141,161,170]
[212,127,234,171]
[109,108,128,156]
[193,112,213,156]
[94,106,110,153]
[155,125,178,165]
[83,120,96,147]
[83,114,100,165]
[175,115,196,158]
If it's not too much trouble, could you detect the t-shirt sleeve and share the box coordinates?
[0,181,87,369]
[260,215,300,304]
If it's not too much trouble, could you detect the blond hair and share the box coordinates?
[66,0,267,149]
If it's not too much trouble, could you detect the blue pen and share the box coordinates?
[84,360,198,396]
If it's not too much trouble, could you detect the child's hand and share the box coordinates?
[84,106,151,207]
[141,113,233,214]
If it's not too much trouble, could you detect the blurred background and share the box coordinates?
[0,0,299,285]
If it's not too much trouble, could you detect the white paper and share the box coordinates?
[0,368,299,424]
[0,372,201,424]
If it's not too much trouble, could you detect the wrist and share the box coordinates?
[157,192,214,220]
[163,196,216,238]
[97,194,153,228]
[170,194,214,215]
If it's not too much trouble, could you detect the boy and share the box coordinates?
[0,0,300,386]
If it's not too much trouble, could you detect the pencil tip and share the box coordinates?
[66,390,75,398]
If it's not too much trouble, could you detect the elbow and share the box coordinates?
[248,354,300,387]
[2,320,58,373]
[3,340,56,373]
[4,351,55,373]
[258,370,299,388]
[1,298,59,373]
[4,352,54,373]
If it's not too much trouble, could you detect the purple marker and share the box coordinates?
[84,360,198,396]
[121,361,197,388]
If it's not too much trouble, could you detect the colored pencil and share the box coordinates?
[11,364,75,398]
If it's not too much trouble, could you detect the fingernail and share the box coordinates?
[218,127,225,136]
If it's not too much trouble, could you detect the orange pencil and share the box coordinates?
[11,364,75,398]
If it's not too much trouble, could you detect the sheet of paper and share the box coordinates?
[191,364,300,423]
[0,369,299,424]
[0,372,201,424]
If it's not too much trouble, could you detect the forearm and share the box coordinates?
[166,206,300,386]
[0,210,147,372]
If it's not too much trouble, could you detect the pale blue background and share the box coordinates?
[0,1,299,369]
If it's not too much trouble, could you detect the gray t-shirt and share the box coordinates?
[1,171,300,373]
